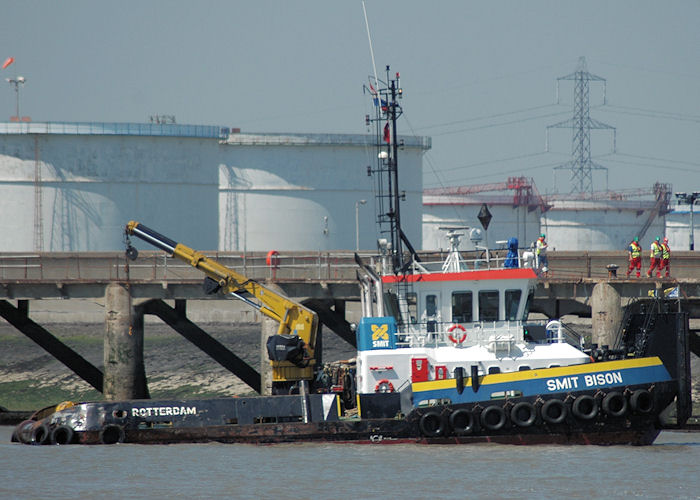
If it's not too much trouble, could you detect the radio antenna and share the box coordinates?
[362,1,380,90]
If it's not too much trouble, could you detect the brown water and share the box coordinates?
[0,427,698,499]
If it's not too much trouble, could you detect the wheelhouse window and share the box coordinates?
[478,290,499,321]
[505,289,522,321]
[451,292,472,323]
[424,294,438,333]
[521,291,534,321]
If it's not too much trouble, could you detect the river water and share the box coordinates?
[0,427,697,499]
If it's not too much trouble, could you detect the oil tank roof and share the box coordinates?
[0,121,228,139]
[223,131,431,149]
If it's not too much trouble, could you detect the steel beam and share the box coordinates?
[0,299,103,392]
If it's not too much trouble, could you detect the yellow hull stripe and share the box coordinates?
[413,357,663,392]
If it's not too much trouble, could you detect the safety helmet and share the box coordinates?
[634,236,639,242]
[655,237,660,241]
[540,233,545,238]
[663,237,668,243]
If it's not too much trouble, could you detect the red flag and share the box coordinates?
[2,57,14,70]
[383,123,390,143]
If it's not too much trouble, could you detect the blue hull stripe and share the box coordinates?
[413,358,671,404]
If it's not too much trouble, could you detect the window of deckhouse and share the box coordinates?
[451,292,472,323]
[478,290,499,321]
[505,290,522,321]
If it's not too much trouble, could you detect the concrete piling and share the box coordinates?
[591,282,623,349]
[103,283,149,400]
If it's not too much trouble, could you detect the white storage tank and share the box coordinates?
[219,132,429,251]
[0,123,430,252]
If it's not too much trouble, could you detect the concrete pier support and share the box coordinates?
[260,316,276,395]
[103,283,149,400]
[591,282,623,349]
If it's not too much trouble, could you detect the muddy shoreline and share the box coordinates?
[0,322,356,410]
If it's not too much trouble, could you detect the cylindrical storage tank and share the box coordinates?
[0,124,430,252]
[219,133,429,251]
[542,199,666,251]
[0,122,223,251]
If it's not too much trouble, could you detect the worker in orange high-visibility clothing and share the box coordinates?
[659,237,671,278]
[626,236,642,278]
[646,237,663,278]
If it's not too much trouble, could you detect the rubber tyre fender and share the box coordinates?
[541,399,567,424]
[31,423,51,445]
[50,425,75,445]
[602,391,628,418]
[449,409,475,435]
[510,401,537,427]
[99,424,125,445]
[419,411,445,438]
[14,419,36,444]
[630,389,654,415]
[572,395,599,420]
[480,406,507,431]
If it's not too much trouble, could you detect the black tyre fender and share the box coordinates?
[50,425,75,445]
[14,419,36,444]
[630,389,654,415]
[510,401,537,427]
[99,424,125,445]
[419,412,445,438]
[572,395,599,420]
[449,409,475,435]
[480,405,507,431]
[602,391,628,418]
[31,423,51,445]
[541,399,567,424]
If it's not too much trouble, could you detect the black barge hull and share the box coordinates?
[12,380,678,446]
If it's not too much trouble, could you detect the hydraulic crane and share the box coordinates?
[124,221,319,392]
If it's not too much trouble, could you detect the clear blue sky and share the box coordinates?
[2,1,698,196]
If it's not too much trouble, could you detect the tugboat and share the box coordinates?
[12,69,690,446]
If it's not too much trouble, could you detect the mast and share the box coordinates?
[366,65,416,274]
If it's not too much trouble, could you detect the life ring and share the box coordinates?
[630,389,653,414]
[571,395,598,420]
[50,425,75,445]
[480,406,507,431]
[419,411,445,437]
[99,424,125,445]
[448,324,467,344]
[541,399,567,424]
[449,409,475,435]
[602,391,628,418]
[510,401,537,427]
[31,423,51,445]
[266,250,280,268]
[374,379,395,393]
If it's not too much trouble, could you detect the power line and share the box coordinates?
[416,103,558,131]
[615,152,700,167]
[432,151,551,175]
[599,105,700,123]
[432,110,570,137]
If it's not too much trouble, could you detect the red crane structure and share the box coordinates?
[424,176,551,213]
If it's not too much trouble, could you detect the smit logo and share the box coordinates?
[371,324,390,347]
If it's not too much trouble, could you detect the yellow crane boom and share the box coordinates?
[124,221,318,386]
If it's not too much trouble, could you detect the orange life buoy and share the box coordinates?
[266,250,280,268]
[375,379,395,393]
[448,324,467,344]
